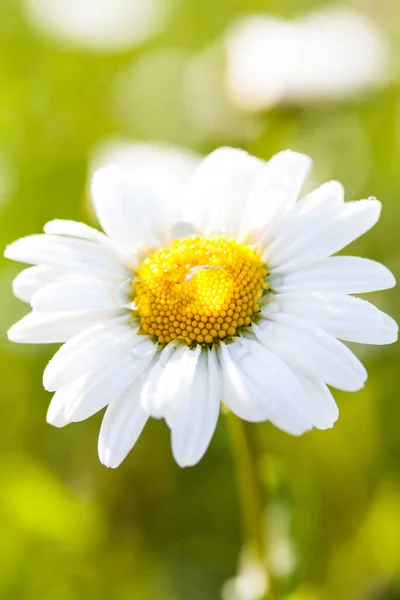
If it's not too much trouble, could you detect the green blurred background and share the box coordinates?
[0,0,399,598]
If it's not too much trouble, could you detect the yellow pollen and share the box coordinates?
[134,237,267,345]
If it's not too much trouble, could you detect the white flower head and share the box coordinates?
[90,140,200,211]
[225,8,391,111]
[24,0,170,52]
[5,148,397,468]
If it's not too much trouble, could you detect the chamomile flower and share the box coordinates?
[5,148,397,467]
[225,8,391,111]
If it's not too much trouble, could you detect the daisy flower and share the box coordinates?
[5,148,397,467]
[24,0,170,53]
[225,8,391,111]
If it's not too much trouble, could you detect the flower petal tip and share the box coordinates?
[384,269,396,290]
[46,408,68,429]
[7,323,23,343]
[98,447,120,469]
[281,149,313,172]
[4,241,18,261]
[91,164,120,192]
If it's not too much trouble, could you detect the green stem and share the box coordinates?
[226,413,275,600]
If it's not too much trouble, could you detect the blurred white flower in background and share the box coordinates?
[268,502,297,578]
[225,7,392,111]
[90,140,199,211]
[222,547,268,600]
[24,0,171,52]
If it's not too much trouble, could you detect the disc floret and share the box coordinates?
[134,237,267,345]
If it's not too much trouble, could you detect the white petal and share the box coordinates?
[218,338,313,433]
[7,309,125,344]
[253,313,367,392]
[4,234,129,279]
[91,166,167,253]
[46,386,70,428]
[274,291,398,344]
[299,180,345,209]
[140,342,190,419]
[49,352,147,424]
[293,370,339,430]
[43,321,127,391]
[43,219,110,244]
[91,141,200,226]
[98,378,149,468]
[11,266,106,303]
[183,147,264,237]
[12,266,61,302]
[269,256,396,294]
[338,312,398,345]
[262,180,344,247]
[218,340,269,422]
[267,198,381,273]
[169,348,221,468]
[31,279,120,312]
[238,150,312,242]
[69,361,144,422]
[267,407,312,436]
[43,319,152,392]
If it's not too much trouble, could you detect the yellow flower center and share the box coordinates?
[134,237,268,345]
